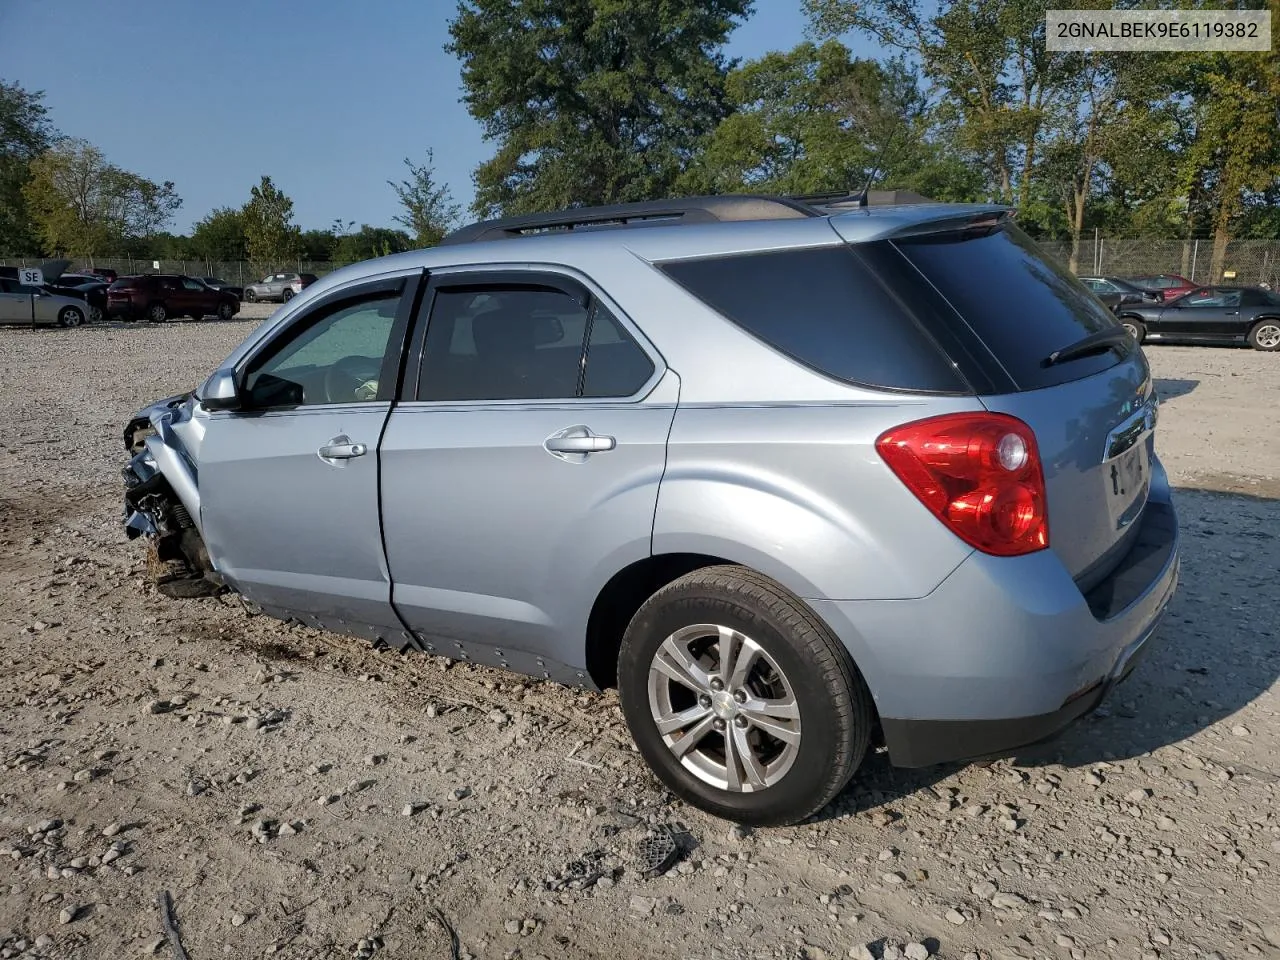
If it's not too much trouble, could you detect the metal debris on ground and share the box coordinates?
[633,825,682,878]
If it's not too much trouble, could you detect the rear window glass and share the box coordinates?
[658,245,967,393]
[109,278,139,290]
[893,224,1123,390]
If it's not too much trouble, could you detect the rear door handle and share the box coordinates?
[318,435,367,461]
[544,425,616,460]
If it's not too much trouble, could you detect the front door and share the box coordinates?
[379,272,674,678]
[0,279,32,323]
[1158,287,1241,338]
[197,275,418,642]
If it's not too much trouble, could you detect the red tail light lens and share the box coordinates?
[876,413,1049,557]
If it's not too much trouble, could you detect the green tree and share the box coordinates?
[241,175,300,266]
[447,0,751,216]
[804,0,1068,209]
[299,228,337,261]
[334,225,415,263]
[191,206,248,261]
[0,79,57,255]
[388,151,461,245]
[680,42,981,201]
[22,139,181,257]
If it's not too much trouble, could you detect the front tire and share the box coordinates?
[617,565,872,826]
[57,306,85,328]
[1248,320,1280,351]
[217,301,236,320]
[1120,318,1146,343]
[282,288,294,302]
[244,288,258,303]
[147,302,167,323]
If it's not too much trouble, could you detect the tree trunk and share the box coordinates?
[1210,215,1230,281]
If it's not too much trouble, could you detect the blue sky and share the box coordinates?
[0,1,876,234]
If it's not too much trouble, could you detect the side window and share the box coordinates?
[242,288,404,408]
[1221,290,1242,308]
[0,278,13,293]
[1240,289,1266,307]
[417,284,590,402]
[581,304,655,398]
[181,277,203,290]
[1183,289,1219,307]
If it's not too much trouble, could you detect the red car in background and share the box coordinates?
[1122,274,1198,301]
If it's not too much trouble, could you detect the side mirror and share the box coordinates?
[198,369,242,411]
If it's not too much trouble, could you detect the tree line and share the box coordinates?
[4,0,1278,277]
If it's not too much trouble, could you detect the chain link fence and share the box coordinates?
[5,237,1280,288]
[1033,237,1280,287]
[0,258,344,282]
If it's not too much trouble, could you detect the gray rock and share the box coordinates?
[58,906,76,924]
[102,822,121,838]
[905,944,931,960]
[946,908,967,925]
[991,891,1027,910]
[504,919,521,935]
[231,912,247,927]
[849,947,875,960]
[971,880,998,900]
[629,895,655,916]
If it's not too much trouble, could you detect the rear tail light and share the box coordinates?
[876,413,1048,557]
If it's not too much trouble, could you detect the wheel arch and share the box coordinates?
[584,552,883,735]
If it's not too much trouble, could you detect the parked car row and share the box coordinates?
[107,275,241,323]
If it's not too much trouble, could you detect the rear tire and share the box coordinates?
[57,306,85,328]
[217,301,235,320]
[147,302,167,323]
[282,288,294,302]
[617,565,872,826]
[1120,318,1145,343]
[1247,320,1280,351]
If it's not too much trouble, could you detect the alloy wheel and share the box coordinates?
[646,623,801,793]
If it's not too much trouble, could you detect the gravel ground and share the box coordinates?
[0,320,1278,960]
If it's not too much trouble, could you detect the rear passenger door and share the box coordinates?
[379,269,676,680]
[0,278,32,323]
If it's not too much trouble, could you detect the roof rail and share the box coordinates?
[437,194,820,246]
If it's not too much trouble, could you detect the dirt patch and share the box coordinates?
[0,327,1277,959]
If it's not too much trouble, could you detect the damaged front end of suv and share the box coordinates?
[121,391,224,598]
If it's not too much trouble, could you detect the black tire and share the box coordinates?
[147,302,167,323]
[57,306,85,328]
[1120,318,1146,343]
[244,288,258,303]
[217,301,235,320]
[88,305,103,324]
[617,565,873,826]
[282,288,294,302]
[1247,319,1280,351]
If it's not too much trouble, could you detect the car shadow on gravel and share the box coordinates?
[1154,377,1199,402]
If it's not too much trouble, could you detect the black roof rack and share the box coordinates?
[438,194,822,246]
[437,190,938,246]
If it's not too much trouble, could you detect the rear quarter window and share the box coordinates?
[657,245,967,393]
[893,223,1125,390]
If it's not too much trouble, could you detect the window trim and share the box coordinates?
[226,271,423,413]
[399,264,664,407]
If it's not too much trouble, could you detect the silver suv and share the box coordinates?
[121,194,1179,825]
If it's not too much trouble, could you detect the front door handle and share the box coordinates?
[544,425,616,461]
[318,435,367,461]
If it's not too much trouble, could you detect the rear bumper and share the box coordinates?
[107,301,139,319]
[809,467,1179,768]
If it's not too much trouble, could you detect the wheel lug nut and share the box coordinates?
[732,689,747,703]
[734,716,748,729]
[698,694,712,708]
[710,678,724,692]
[713,718,726,731]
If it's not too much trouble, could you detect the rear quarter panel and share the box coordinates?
[652,400,980,602]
